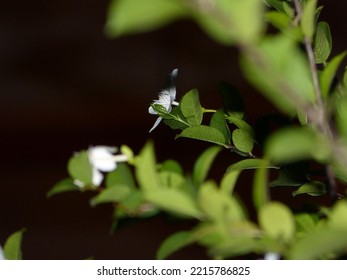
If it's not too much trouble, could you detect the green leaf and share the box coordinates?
[156,231,193,260]
[144,188,202,218]
[328,200,347,231]
[90,185,131,207]
[105,0,188,37]
[232,128,254,153]
[179,89,203,126]
[320,51,347,99]
[336,94,347,139]
[265,11,292,31]
[226,158,278,173]
[163,107,189,131]
[160,159,183,175]
[210,109,231,143]
[292,181,327,197]
[295,213,318,235]
[301,0,317,40]
[259,202,295,242]
[225,115,254,136]
[159,171,185,190]
[270,165,309,187]
[67,151,93,185]
[252,159,269,209]
[176,125,229,147]
[314,22,332,64]
[241,35,314,114]
[218,82,244,119]
[193,0,264,45]
[265,127,329,164]
[106,163,136,190]
[135,141,161,192]
[47,178,80,198]
[193,146,222,187]
[220,170,241,195]
[3,230,25,260]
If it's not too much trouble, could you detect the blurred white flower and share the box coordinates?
[149,69,179,132]
[264,252,280,260]
[75,146,128,187]
[0,246,5,260]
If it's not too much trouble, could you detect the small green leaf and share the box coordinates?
[163,107,189,130]
[144,188,202,218]
[160,159,183,175]
[156,231,193,260]
[3,230,25,260]
[179,89,203,126]
[218,82,244,119]
[105,0,188,37]
[225,115,254,136]
[314,22,332,64]
[227,158,278,173]
[301,0,317,40]
[135,141,161,192]
[47,178,80,198]
[193,146,222,187]
[265,127,329,164]
[259,202,295,242]
[106,163,136,190]
[320,51,347,99]
[90,185,131,207]
[176,125,229,147]
[220,170,241,195]
[232,128,254,153]
[67,151,93,185]
[210,109,231,144]
[292,181,327,197]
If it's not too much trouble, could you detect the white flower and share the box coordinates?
[0,246,5,260]
[75,146,128,187]
[148,69,179,132]
[264,252,280,260]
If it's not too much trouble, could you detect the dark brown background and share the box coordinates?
[0,0,346,259]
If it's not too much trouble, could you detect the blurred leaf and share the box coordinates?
[90,185,131,207]
[210,109,231,143]
[264,0,294,17]
[135,141,161,191]
[220,170,241,195]
[314,22,332,64]
[156,231,193,260]
[259,202,295,242]
[176,125,230,147]
[106,163,136,189]
[241,35,314,114]
[336,94,347,139]
[295,213,318,235]
[180,89,203,126]
[253,159,269,209]
[67,151,93,185]
[193,145,222,187]
[105,0,188,37]
[226,158,278,173]
[218,82,244,119]
[265,127,329,164]
[292,181,327,197]
[160,159,183,175]
[4,230,25,260]
[145,188,201,218]
[47,178,80,198]
[320,51,347,99]
[232,128,254,153]
[193,0,264,45]
[159,171,185,189]
[265,11,292,31]
[328,200,347,231]
[301,0,317,40]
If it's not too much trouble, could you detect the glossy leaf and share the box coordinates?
[314,22,332,64]
[259,202,295,242]
[292,181,327,197]
[47,178,80,198]
[156,231,192,260]
[3,230,25,260]
[210,109,231,143]
[193,146,222,187]
[163,107,189,130]
[232,128,254,153]
[225,115,254,135]
[105,0,187,37]
[180,89,203,126]
[301,0,317,40]
[176,125,230,147]
[67,151,93,185]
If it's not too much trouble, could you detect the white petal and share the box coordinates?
[148,105,156,115]
[88,146,117,172]
[149,117,163,133]
[92,168,104,186]
[264,252,280,260]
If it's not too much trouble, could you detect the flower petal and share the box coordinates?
[88,146,117,172]
[92,168,104,186]
[149,116,163,133]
